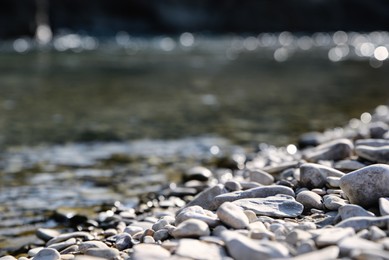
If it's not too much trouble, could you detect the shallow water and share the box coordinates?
[1,34,389,255]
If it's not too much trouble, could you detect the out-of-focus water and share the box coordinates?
[1,33,389,255]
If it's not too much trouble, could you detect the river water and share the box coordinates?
[0,33,389,255]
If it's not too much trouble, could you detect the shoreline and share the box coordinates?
[2,104,389,259]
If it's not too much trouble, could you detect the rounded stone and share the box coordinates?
[339,164,389,208]
[217,202,249,229]
[249,170,274,185]
[172,219,210,238]
[296,190,324,210]
[32,248,61,260]
[184,166,212,182]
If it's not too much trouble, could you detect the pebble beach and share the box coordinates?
[2,104,389,260]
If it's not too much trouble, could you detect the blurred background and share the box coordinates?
[0,0,389,147]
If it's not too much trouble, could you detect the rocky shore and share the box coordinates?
[2,104,389,260]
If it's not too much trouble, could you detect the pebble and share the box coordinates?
[333,159,365,172]
[221,230,289,260]
[351,249,389,260]
[303,138,353,162]
[216,202,249,229]
[0,257,17,260]
[326,176,340,187]
[315,227,355,247]
[153,229,170,241]
[339,164,389,208]
[293,245,339,260]
[249,169,274,185]
[175,205,219,227]
[213,185,295,209]
[32,248,61,260]
[36,228,60,242]
[85,248,120,260]
[285,230,313,245]
[337,236,384,255]
[335,215,389,231]
[299,163,344,188]
[48,238,77,251]
[355,145,389,163]
[124,225,144,236]
[323,195,347,210]
[224,180,242,191]
[179,184,226,212]
[172,219,210,238]
[115,233,133,250]
[184,166,212,182]
[379,197,389,216]
[296,239,317,255]
[296,190,324,210]
[132,244,171,260]
[46,232,94,246]
[232,195,304,218]
[175,238,227,260]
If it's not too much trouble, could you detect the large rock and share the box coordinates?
[232,195,303,218]
[339,164,389,208]
[303,138,353,162]
[300,163,344,188]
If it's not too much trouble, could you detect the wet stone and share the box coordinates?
[339,164,389,208]
[32,248,61,260]
[172,219,210,238]
[217,202,249,229]
[296,190,324,210]
[232,195,304,218]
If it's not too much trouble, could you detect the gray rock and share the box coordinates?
[153,229,170,241]
[249,170,274,185]
[0,256,17,260]
[32,248,61,260]
[224,180,242,192]
[217,202,249,229]
[379,197,389,216]
[326,176,340,187]
[369,226,386,241]
[232,195,304,218]
[79,241,109,253]
[315,228,355,247]
[85,248,120,260]
[213,185,295,209]
[293,245,339,260]
[355,145,389,163]
[175,238,227,260]
[351,249,389,260]
[262,161,300,174]
[48,238,76,251]
[46,231,94,246]
[175,205,219,227]
[178,184,227,212]
[303,138,353,162]
[298,131,326,148]
[337,236,383,255]
[323,195,347,210]
[184,166,212,182]
[335,215,389,231]
[296,239,317,255]
[285,230,313,245]
[172,219,210,238]
[28,247,45,257]
[338,204,375,220]
[115,233,133,251]
[355,138,389,147]
[152,219,169,231]
[132,244,171,260]
[299,163,344,188]
[339,164,389,208]
[221,230,289,260]
[296,190,324,210]
[369,121,389,138]
[36,228,60,242]
[333,160,365,172]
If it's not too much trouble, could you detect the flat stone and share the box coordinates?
[303,138,353,162]
[36,228,60,242]
[85,248,120,260]
[262,161,299,174]
[334,160,365,172]
[213,185,295,209]
[115,233,133,251]
[221,230,289,260]
[175,238,227,260]
[338,204,375,220]
[299,163,344,189]
[323,195,347,210]
[178,184,227,212]
[232,195,304,218]
[172,219,210,238]
[249,170,274,185]
[379,197,389,216]
[46,231,94,246]
[337,236,383,255]
[132,244,171,260]
[293,245,339,260]
[355,145,389,163]
[175,205,219,227]
[335,215,389,231]
[48,238,77,251]
[355,138,389,147]
[315,228,355,247]
[32,248,61,260]
[339,164,389,208]
[216,202,249,229]
[296,190,324,210]
[60,245,79,254]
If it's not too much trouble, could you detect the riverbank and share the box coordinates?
[1,104,389,259]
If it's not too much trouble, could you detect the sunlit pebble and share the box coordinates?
[286,144,297,155]
[243,36,258,51]
[179,32,194,47]
[333,31,348,45]
[210,145,220,155]
[160,37,176,51]
[297,36,313,50]
[13,38,29,53]
[349,118,360,129]
[374,46,389,61]
[274,47,288,62]
[360,112,372,124]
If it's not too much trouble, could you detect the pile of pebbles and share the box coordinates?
[2,104,389,260]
